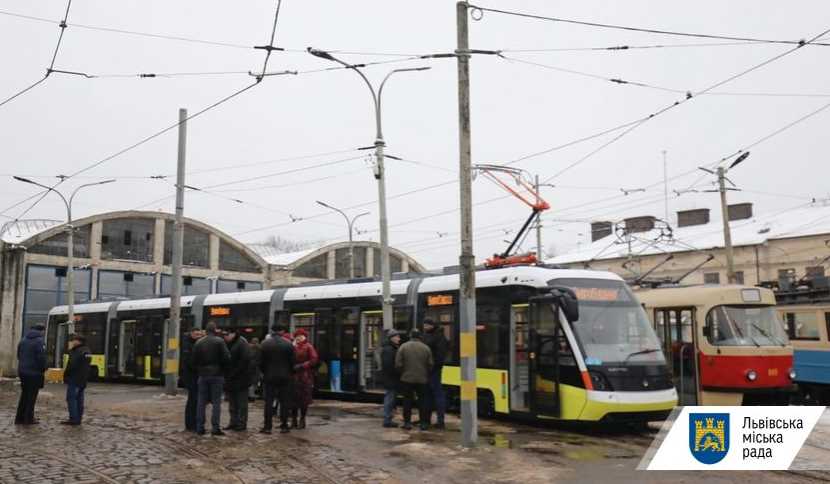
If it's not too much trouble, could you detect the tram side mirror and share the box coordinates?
[702,325,712,338]
[550,286,579,323]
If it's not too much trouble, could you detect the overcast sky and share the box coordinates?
[1,0,829,269]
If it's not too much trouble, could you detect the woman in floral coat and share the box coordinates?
[291,328,318,429]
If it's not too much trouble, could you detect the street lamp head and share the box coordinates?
[96,179,117,186]
[307,47,336,62]
[13,176,36,185]
[729,151,751,170]
[392,67,432,74]
[316,200,333,209]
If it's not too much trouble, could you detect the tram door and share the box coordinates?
[655,308,698,405]
[119,320,137,376]
[338,307,360,392]
[360,311,384,393]
[313,309,336,391]
[528,297,561,417]
[509,305,531,412]
[133,316,164,380]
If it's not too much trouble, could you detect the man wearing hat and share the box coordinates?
[395,329,433,431]
[62,334,92,425]
[380,329,403,428]
[15,323,47,425]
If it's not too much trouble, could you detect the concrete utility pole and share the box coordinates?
[456,0,478,448]
[717,166,737,284]
[165,108,187,395]
[701,151,749,285]
[317,200,369,278]
[12,177,115,334]
[306,47,429,330]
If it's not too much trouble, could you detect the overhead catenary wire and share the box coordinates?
[531,25,830,184]
[467,4,830,47]
[500,55,830,98]
[0,0,72,109]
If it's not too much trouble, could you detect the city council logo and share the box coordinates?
[689,413,729,464]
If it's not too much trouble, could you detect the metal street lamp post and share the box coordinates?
[13,177,115,331]
[307,47,429,330]
[316,200,369,278]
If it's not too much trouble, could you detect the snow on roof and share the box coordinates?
[547,203,830,265]
[0,219,63,245]
[247,244,321,266]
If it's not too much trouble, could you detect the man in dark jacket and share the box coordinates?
[395,329,433,431]
[223,329,252,431]
[192,322,231,436]
[181,328,204,432]
[15,324,47,425]
[422,318,449,429]
[380,329,402,428]
[62,334,91,425]
[259,325,295,434]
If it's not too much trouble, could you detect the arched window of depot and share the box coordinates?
[28,225,91,258]
[373,251,403,276]
[294,253,328,279]
[163,221,209,268]
[219,241,261,273]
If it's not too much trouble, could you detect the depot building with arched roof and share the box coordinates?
[0,210,425,375]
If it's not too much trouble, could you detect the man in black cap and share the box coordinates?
[395,329,433,431]
[62,334,91,425]
[422,318,449,429]
[15,323,47,425]
[380,329,403,428]
[259,324,295,434]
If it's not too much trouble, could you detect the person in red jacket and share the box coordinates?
[290,328,318,429]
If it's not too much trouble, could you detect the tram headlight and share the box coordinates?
[588,370,613,391]
[789,368,797,380]
[746,369,758,382]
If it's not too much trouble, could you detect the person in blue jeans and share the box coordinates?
[380,330,402,428]
[422,319,448,429]
[192,322,231,436]
[62,334,91,426]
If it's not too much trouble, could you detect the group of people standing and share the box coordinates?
[15,324,92,426]
[380,318,448,431]
[181,322,318,436]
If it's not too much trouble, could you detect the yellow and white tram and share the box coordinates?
[47,266,677,423]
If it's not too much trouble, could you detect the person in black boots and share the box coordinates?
[422,318,449,429]
[223,328,252,431]
[193,322,231,436]
[395,329,433,431]
[15,323,47,425]
[259,325,295,434]
[181,328,204,432]
[61,334,91,426]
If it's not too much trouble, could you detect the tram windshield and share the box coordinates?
[705,305,789,347]
[550,278,665,365]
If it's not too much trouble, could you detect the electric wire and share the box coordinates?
[468,4,830,47]
[534,26,830,183]
[0,0,72,109]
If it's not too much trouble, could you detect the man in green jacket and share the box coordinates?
[395,329,433,430]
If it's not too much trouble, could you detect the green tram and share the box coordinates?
[46,266,677,423]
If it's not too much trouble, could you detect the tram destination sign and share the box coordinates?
[209,306,231,317]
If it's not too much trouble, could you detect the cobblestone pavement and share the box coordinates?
[1,382,392,484]
[3,382,829,484]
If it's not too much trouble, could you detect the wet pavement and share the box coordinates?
[1,381,827,483]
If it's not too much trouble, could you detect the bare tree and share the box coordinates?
[259,235,322,254]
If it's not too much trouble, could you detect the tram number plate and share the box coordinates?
[768,368,778,377]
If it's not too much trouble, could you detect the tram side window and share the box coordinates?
[423,305,457,366]
[785,312,820,340]
[476,304,508,369]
